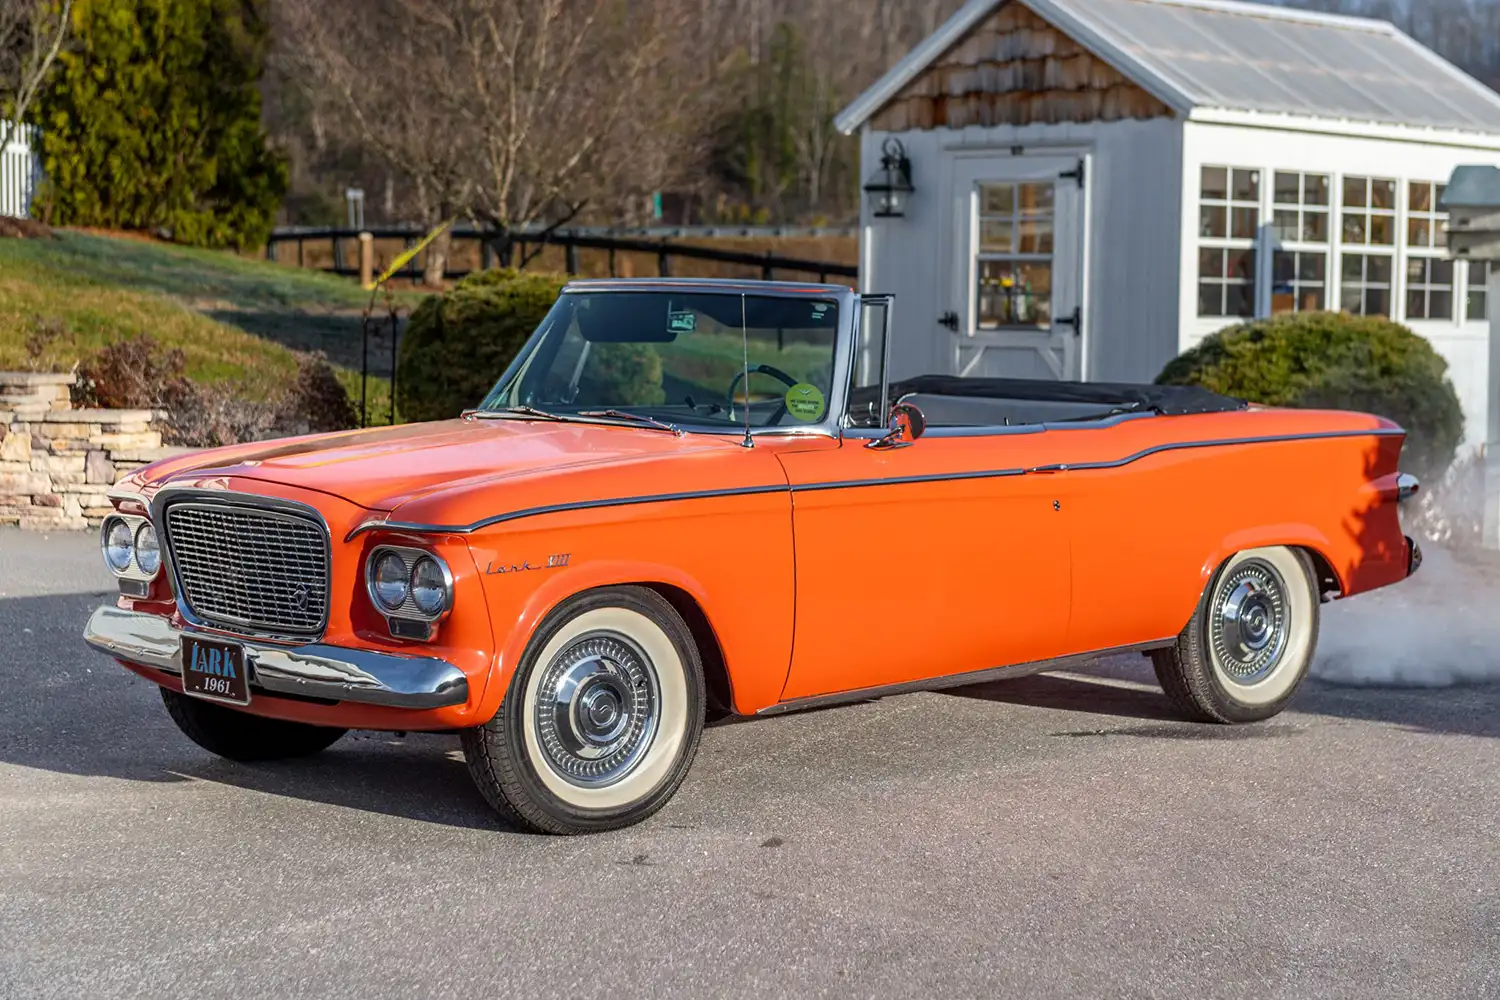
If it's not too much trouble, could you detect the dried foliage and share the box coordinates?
[75,334,358,447]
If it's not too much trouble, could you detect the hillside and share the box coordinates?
[0,230,414,418]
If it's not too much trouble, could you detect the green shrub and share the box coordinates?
[1157,312,1464,482]
[396,269,567,423]
[32,0,287,251]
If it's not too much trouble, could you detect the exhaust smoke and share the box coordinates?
[1315,542,1500,689]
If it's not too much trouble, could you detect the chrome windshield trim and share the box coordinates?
[477,283,860,440]
[347,427,1404,538]
[84,606,468,710]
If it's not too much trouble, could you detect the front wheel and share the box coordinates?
[462,586,706,834]
[161,688,347,761]
[1152,546,1321,723]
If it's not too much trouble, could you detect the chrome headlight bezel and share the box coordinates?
[409,555,452,617]
[101,514,161,581]
[102,517,134,574]
[365,545,454,629]
[133,522,161,576]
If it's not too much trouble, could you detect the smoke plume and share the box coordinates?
[1314,543,1500,688]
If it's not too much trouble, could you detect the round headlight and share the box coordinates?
[134,523,161,576]
[371,551,410,611]
[410,556,449,616]
[102,519,133,573]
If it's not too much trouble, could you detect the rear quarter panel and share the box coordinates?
[1060,408,1408,653]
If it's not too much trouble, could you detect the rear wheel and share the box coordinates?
[160,688,347,761]
[462,586,706,834]
[1152,546,1320,723]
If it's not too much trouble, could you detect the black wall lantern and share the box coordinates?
[863,137,914,219]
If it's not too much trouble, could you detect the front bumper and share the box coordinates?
[84,606,469,709]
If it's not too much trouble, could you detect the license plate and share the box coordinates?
[180,636,251,706]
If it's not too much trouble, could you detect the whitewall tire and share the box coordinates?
[462,586,705,834]
[1152,546,1320,723]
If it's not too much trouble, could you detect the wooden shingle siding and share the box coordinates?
[870,2,1172,131]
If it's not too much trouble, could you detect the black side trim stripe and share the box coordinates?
[349,427,1402,538]
[347,484,790,539]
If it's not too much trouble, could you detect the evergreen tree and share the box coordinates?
[31,0,286,250]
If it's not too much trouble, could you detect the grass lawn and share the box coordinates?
[0,230,421,420]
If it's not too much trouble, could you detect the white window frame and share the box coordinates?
[1197,165,1260,319]
[1339,175,1397,318]
[1270,171,1331,315]
[974,180,1056,331]
[1468,260,1491,322]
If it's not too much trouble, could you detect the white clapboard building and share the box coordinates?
[837,0,1500,448]
[1,122,40,220]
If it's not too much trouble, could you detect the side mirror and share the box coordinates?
[866,401,926,450]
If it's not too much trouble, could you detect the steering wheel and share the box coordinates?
[726,364,800,426]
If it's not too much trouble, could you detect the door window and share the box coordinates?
[975,181,1054,330]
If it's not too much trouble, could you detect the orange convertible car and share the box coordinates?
[85,279,1422,833]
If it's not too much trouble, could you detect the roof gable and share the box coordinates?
[836,0,1500,137]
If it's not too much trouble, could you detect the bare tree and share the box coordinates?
[274,0,696,284]
[0,0,71,161]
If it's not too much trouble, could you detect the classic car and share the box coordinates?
[84,278,1423,834]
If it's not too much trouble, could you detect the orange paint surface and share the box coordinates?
[108,403,1413,726]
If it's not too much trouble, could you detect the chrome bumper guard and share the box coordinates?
[84,606,469,710]
[1405,536,1423,578]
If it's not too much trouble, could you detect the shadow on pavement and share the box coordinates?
[939,653,1500,741]
[1,591,507,832]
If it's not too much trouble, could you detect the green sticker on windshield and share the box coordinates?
[668,309,696,334]
[785,383,826,422]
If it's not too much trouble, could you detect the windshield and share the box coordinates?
[478,291,841,430]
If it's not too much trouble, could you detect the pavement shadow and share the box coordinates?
[940,654,1500,741]
[0,591,510,832]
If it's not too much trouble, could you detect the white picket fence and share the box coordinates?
[1,121,40,219]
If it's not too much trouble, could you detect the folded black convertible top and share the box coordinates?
[885,376,1247,416]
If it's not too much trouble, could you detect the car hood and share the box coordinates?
[137,417,749,513]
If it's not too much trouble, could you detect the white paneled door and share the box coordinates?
[950,155,1086,381]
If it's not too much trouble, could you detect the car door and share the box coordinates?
[772,300,1073,703]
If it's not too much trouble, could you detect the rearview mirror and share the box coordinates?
[866,401,925,450]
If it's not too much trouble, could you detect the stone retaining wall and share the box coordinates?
[0,372,193,531]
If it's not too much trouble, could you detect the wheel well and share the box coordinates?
[1296,547,1343,600]
[644,584,734,717]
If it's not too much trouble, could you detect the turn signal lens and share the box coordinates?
[134,523,161,576]
[371,551,410,611]
[102,519,133,573]
[410,557,449,616]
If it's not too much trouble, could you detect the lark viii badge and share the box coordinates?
[785,382,826,422]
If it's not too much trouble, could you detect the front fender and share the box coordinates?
[474,558,721,722]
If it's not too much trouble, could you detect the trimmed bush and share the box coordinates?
[396,269,566,423]
[1157,312,1464,482]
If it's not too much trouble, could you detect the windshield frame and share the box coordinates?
[477,280,861,439]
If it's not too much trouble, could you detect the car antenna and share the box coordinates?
[739,293,753,449]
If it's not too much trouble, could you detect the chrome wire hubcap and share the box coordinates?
[535,633,659,787]
[1210,559,1289,685]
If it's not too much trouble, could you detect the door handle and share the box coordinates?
[938,311,958,331]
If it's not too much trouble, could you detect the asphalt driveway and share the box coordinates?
[1,528,1497,999]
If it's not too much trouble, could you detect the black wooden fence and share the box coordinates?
[265,224,859,283]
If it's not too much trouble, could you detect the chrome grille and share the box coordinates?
[163,501,330,636]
